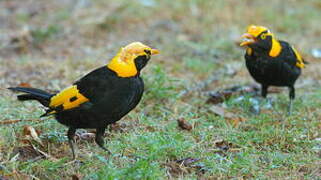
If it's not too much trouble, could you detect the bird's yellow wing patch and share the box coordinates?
[291,46,305,68]
[49,85,89,111]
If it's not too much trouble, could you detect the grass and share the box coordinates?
[1,0,321,179]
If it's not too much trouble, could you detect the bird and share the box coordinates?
[240,25,306,114]
[8,42,159,159]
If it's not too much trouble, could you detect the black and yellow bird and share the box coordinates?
[9,42,159,159]
[240,25,306,114]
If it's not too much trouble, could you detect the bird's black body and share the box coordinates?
[9,67,145,157]
[242,26,306,115]
[56,67,144,129]
[245,40,301,94]
[240,26,306,113]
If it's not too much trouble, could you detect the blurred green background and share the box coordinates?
[0,0,320,179]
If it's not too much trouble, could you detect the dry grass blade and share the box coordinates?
[175,157,201,166]
[30,143,57,161]
[166,157,206,177]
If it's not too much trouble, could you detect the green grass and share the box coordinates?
[1,0,321,179]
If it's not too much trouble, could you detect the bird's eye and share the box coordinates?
[144,49,151,55]
[261,33,267,40]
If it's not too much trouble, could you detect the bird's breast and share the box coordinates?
[96,76,144,119]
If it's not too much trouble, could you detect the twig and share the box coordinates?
[30,143,57,161]
[0,119,43,125]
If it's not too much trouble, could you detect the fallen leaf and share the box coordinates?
[166,157,206,177]
[23,125,43,146]
[206,91,231,104]
[209,105,234,118]
[214,139,232,151]
[226,116,246,128]
[145,125,157,132]
[71,174,81,180]
[209,105,246,127]
[214,139,241,153]
[18,82,31,87]
[177,118,192,131]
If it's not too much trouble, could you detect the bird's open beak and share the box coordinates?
[151,49,160,55]
[240,33,256,47]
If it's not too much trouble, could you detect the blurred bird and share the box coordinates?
[9,42,159,159]
[240,25,306,114]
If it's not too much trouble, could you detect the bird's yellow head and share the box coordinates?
[240,25,281,57]
[107,42,159,77]
[240,25,274,47]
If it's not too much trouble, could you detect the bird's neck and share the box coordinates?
[268,38,282,57]
[248,38,282,58]
[107,53,138,78]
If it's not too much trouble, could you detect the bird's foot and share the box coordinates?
[249,97,274,115]
[68,139,78,160]
[287,99,293,115]
[249,97,261,115]
[99,145,112,155]
[262,97,273,109]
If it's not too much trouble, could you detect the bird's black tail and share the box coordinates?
[8,87,53,107]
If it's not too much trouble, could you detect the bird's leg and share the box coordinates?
[261,84,269,105]
[288,86,295,115]
[261,84,268,99]
[67,128,77,160]
[95,127,111,154]
[252,84,270,113]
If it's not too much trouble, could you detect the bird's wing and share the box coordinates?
[44,66,112,116]
[280,41,305,69]
[74,66,115,102]
[42,85,91,116]
[290,46,305,68]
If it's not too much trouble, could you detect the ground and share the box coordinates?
[0,0,321,179]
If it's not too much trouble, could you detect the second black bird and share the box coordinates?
[240,25,306,114]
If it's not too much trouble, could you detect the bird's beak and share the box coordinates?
[240,33,256,46]
[151,49,160,55]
